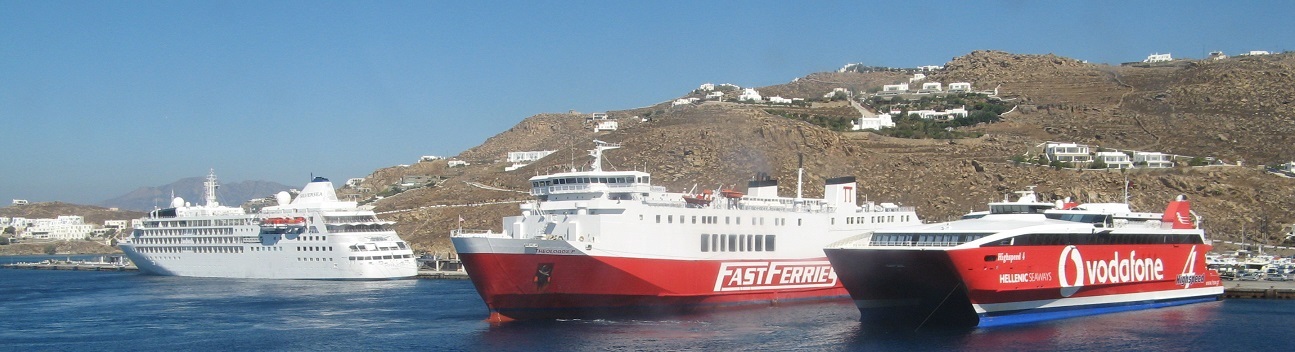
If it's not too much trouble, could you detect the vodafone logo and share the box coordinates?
[1056,245,1167,297]
[1057,245,1084,297]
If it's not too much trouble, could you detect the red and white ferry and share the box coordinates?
[824,187,1223,328]
[452,141,921,322]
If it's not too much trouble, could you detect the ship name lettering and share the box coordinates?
[713,261,837,292]
[998,252,1026,263]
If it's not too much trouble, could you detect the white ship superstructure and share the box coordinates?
[118,171,416,279]
[453,141,922,321]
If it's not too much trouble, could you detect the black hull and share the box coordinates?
[824,248,979,329]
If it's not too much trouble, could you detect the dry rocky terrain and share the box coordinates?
[355,51,1295,256]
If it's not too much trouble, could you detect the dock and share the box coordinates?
[1222,280,1295,299]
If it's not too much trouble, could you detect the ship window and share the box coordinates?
[726,217,730,225]
[668,215,673,223]
[755,235,764,251]
[692,216,697,224]
[701,234,710,252]
[736,217,741,225]
[711,234,718,251]
[727,234,737,252]
[765,236,776,251]
[797,219,802,226]
[656,215,661,223]
[832,218,835,225]
[746,235,754,252]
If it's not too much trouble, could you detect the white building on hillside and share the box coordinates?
[769,96,793,104]
[1133,151,1174,168]
[1144,53,1172,63]
[1239,50,1271,56]
[852,113,895,131]
[699,83,715,91]
[738,88,762,102]
[594,120,618,132]
[447,160,469,167]
[1044,143,1092,163]
[909,73,926,83]
[419,155,444,162]
[12,199,28,205]
[508,150,556,163]
[881,83,909,93]
[918,65,943,71]
[948,82,972,92]
[24,216,93,240]
[706,91,724,100]
[1096,151,1133,169]
[919,82,943,93]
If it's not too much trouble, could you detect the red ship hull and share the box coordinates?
[827,243,1223,328]
[459,252,849,322]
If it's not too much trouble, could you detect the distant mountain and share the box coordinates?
[99,177,293,211]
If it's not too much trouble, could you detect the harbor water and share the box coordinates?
[2,255,1292,351]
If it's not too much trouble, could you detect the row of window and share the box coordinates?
[348,254,414,261]
[533,176,646,188]
[843,215,911,225]
[870,233,988,247]
[326,224,393,233]
[136,246,247,253]
[140,228,236,237]
[700,234,776,252]
[658,215,798,226]
[145,218,255,228]
[298,246,334,252]
[298,257,334,262]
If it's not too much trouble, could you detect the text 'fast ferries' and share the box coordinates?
[713,261,838,292]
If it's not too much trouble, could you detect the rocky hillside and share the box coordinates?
[0,202,144,225]
[357,51,1295,255]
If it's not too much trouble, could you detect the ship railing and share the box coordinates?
[451,229,508,238]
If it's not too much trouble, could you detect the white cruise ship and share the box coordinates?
[118,171,417,279]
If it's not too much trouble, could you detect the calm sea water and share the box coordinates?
[2,255,1292,351]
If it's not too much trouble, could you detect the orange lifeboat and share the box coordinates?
[720,189,744,198]
[682,190,714,207]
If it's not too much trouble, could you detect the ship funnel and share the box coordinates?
[747,176,779,198]
[292,177,339,205]
[824,176,857,212]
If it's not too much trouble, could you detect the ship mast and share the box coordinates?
[588,140,621,172]
[204,169,220,207]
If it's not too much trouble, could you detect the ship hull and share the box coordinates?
[120,243,417,280]
[456,237,848,321]
[826,243,1223,328]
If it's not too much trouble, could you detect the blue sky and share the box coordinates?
[2,1,1291,204]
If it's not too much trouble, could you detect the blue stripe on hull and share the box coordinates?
[977,295,1220,327]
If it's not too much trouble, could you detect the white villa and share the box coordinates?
[1095,151,1133,169]
[882,83,909,93]
[769,96,793,104]
[918,65,944,71]
[1144,53,1172,63]
[1044,142,1093,163]
[1239,50,1271,56]
[852,113,895,131]
[11,199,28,205]
[594,120,618,132]
[699,83,715,91]
[1132,151,1174,168]
[508,150,556,163]
[447,160,469,167]
[948,82,972,92]
[705,91,724,100]
[919,82,943,93]
[909,73,926,83]
[905,107,968,121]
[738,88,762,102]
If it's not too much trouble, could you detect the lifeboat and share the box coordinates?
[720,189,744,198]
[682,190,714,207]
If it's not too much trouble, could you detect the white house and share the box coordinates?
[11,199,28,205]
[908,108,967,120]
[918,65,943,71]
[345,178,365,187]
[1208,51,1228,60]
[1132,151,1174,168]
[419,155,443,162]
[672,99,692,106]
[920,82,943,92]
[738,88,762,102]
[909,73,926,83]
[594,120,618,132]
[769,96,793,104]
[699,83,715,91]
[1044,143,1092,163]
[447,160,469,167]
[948,82,972,92]
[1240,50,1271,56]
[705,91,724,100]
[1095,151,1133,169]
[882,83,909,93]
[508,150,556,163]
[103,220,129,229]
[852,113,895,131]
[1144,53,1172,63]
